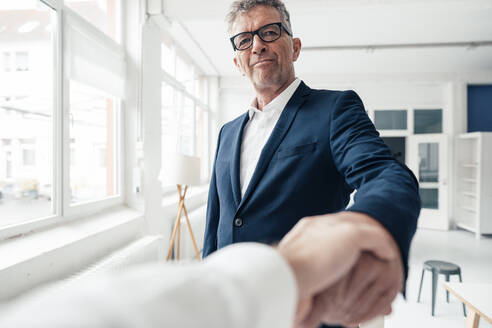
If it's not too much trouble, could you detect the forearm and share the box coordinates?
[0,244,297,328]
[347,163,420,280]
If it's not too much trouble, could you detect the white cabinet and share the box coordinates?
[454,132,492,238]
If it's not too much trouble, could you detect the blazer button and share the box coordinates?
[234,217,243,227]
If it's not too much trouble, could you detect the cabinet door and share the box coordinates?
[408,134,448,230]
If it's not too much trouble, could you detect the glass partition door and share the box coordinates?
[408,134,448,230]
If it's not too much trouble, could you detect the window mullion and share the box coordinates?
[54,0,63,218]
[62,64,71,215]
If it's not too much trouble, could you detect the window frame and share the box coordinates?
[62,4,125,218]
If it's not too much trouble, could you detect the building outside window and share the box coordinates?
[0,1,54,227]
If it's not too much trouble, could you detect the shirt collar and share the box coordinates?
[247,78,302,119]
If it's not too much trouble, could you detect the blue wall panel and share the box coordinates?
[468,85,492,132]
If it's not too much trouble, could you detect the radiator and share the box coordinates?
[15,235,166,305]
[68,235,165,282]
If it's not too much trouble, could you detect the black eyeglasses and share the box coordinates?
[230,22,292,51]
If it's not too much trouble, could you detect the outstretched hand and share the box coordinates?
[277,211,403,328]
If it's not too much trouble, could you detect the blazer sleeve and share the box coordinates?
[329,90,421,279]
[203,126,224,257]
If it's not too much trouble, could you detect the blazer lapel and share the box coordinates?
[238,82,311,211]
[230,112,250,208]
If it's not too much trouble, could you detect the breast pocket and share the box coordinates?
[276,142,317,159]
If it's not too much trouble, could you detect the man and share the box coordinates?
[0,215,396,328]
[203,0,421,327]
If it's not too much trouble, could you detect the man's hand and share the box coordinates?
[277,211,403,328]
[299,252,402,327]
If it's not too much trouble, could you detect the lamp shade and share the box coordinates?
[159,153,201,186]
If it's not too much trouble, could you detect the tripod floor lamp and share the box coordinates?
[159,153,201,261]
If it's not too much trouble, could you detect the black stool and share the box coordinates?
[417,260,466,316]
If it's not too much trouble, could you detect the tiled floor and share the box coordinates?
[385,229,492,328]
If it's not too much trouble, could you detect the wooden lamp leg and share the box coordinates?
[176,208,181,260]
[182,202,201,260]
[166,184,201,261]
[166,200,183,260]
[166,184,186,261]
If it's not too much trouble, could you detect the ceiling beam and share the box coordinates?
[303,40,492,51]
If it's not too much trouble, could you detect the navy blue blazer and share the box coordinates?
[203,81,420,277]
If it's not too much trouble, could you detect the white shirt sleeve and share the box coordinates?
[0,243,298,328]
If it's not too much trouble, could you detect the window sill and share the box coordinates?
[0,205,144,301]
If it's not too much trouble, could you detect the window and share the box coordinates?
[0,1,54,228]
[2,52,11,72]
[176,56,194,95]
[22,149,36,166]
[69,81,119,204]
[15,51,28,71]
[161,37,175,76]
[374,110,407,130]
[196,107,209,180]
[414,109,442,134]
[64,0,121,41]
[0,0,124,234]
[64,6,124,207]
[160,37,213,184]
[418,143,439,183]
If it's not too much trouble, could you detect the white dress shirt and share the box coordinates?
[0,243,297,328]
[240,78,302,197]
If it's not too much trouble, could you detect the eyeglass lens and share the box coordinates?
[234,23,282,50]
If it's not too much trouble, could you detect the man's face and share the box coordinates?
[231,5,301,91]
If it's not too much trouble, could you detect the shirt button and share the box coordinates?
[234,217,243,227]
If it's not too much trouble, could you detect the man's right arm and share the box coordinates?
[202,127,223,257]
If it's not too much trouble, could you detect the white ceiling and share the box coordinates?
[162,0,492,77]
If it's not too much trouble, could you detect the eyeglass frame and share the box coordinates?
[229,22,293,51]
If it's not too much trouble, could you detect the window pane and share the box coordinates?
[176,55,194,95]
[418,143,438,183]
[69,80,118,204]
[420,188,438,209]
[374,110,407,130]
[180,96,194,155]
[161,37,174,76]
[414,109,442,134]
[64,0,120,40]
[196,107,209,180]
[15,51,28,71]
[0,1,54,227]
[162,83,178,154]
[161,86,195,165]
[2,52,11,72]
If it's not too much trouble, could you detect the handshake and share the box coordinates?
[278,211,403,328]
[0,211,403,328]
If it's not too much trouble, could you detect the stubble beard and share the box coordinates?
[252,64,283,91]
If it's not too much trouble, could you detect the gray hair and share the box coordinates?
[227,0,292,34]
